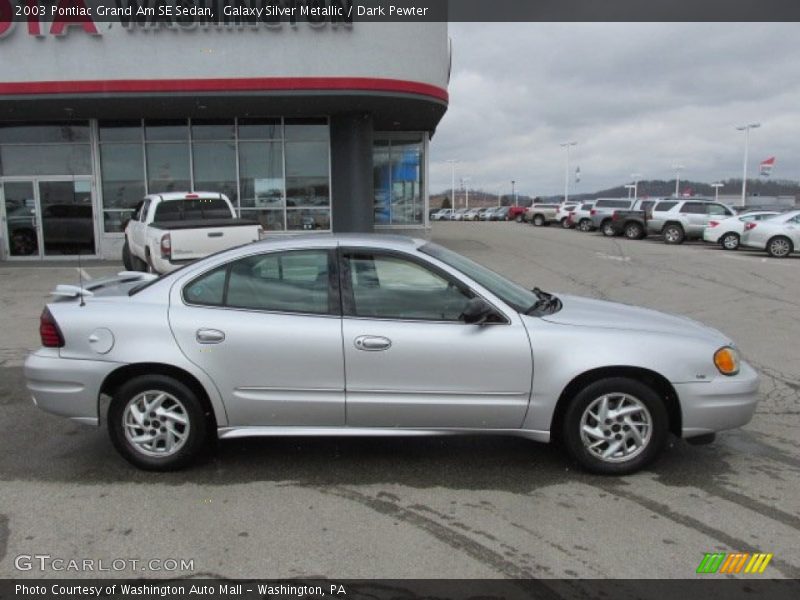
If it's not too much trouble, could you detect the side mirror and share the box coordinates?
[460,297,494,325]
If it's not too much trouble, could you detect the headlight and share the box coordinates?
[714,346,740,376]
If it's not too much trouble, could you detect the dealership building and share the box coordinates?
[0,13,449,260]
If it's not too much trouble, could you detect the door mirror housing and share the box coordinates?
[460,297,495,325]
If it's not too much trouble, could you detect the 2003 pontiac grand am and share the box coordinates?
[25,235,759,474]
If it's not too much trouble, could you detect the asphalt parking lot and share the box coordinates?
[0,223,798,581]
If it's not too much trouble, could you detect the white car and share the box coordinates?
[741,210,800,258]
[430,208,453,221]
[124,193,262,274]
[703,211,780,250]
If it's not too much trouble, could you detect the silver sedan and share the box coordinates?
[25,235,759,474]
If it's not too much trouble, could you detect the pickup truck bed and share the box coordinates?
[149,218,258,231]
[608,210,648,239]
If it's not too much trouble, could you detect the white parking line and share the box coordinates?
[594,252,630,262]
[77,268,93,281]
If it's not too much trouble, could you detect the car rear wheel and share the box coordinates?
[663,224,685,244]
[624,222,643,239]
[515,215,523,223]
[108,375,209,471]
[766,235,793,258]
[720,232,740,251]
[579,219,593,232]
[560,217,571,229]
[562,377,668,475]
[533,215,545,226]
[601,220,616,237]
[122,241,134,270]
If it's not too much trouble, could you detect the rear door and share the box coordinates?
[680,202,708,235]
[169,247,345,426]
[338,247,533,429]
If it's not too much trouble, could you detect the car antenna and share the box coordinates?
[77,250,86,307]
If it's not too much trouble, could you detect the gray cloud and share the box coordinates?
[430,23,800,197]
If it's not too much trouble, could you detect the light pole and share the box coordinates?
[511,180,516,207]
[736,123,760,206]
[561,141,577,204]
[672,164,685,197]
[445,159,458,209]
[624,184,636,199]
[461,177,471,209]
[711,182,724,202]
[631,173,643,201]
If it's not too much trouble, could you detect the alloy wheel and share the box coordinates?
[122,390,190,457]
[721,233,739,250]
[768,237,791,257]
[579,393,652,463]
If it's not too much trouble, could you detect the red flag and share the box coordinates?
[760,156,775,177]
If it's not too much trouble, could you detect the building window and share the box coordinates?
[373,134,425,226]
[0,121,91,177]
[96,117,332,234]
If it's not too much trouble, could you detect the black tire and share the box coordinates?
[624,222,644,240]
[663,223,685,245]
[533,214,545,227]
[720,232,740,251]
[122,241,134,271]
[579,219,593,232]
[515,215,523,223]
[10,229,37,256]
[601,220,616,237]
[561,377,668,475]
[766,235,793,258]
[560,217,571,229]
[108,374,210,471]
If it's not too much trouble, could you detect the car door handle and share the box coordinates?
[354,335,392,351]
[196,328,225,344]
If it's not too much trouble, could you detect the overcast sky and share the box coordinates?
[429,23,800,197]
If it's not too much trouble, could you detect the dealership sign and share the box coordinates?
[0,0,355,37]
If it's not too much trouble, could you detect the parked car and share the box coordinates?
[555,203,579,228]
[451,208,470,221]
[462,208,482,221]
[479,207,498,221]
[646,199,736,244]
[430,208,453,221]
[508,206,528,223]
[571,202,596,231]
[525,203,561,226]
[587,198,637,235]
[124,193,261,274]
[605,199,659,239]
[26,235,759,474]
[741,210,800,257]
[491,206,510,221]
[703,211,780,250]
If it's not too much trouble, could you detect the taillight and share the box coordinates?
[612,211,620,221]
[160,233,172,260]
[590,209,597,216]
[40,308,64,348]
[708,221,719,228]
[745,222,757,231]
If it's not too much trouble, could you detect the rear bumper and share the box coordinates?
[674,361,760,438]
[24,351,122,426]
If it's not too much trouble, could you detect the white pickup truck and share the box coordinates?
[123,192,261,274]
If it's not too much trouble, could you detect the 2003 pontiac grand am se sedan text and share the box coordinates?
[24,235,760,475]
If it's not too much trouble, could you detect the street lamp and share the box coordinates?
[631,173,643,201]
[511,180,516,207]
[736,123,760,206]
[461,177,471,209]
[672,164,685,197]
[561,141,577,204]
[711,182,724,202]
[445,159,459,209]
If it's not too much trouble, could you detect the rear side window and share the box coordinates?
[707,204,733,216]
[581,203,593,210]
[596,200,632,209]
[640,201,655,212]
[682,202,707,214]
[154,198,231,222]
[654,201,678,212]
[183,250,334,315]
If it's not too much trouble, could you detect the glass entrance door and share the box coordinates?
[2,178,96,258]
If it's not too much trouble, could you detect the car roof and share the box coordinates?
[251,233,426,251]
[144,192,225,201]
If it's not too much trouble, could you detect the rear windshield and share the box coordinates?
[654,201,678,212]
[595,199,632,209]
[153,198,231,222]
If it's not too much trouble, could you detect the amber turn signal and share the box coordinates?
[714,347,740,376]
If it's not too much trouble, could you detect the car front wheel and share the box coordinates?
[720,232,740,251]
[562,377,668,475]
[108,375,209,471]
[766,235,793,258]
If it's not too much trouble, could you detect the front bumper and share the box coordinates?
[674,361,760,438]
[702,229,721,243]
[24,350,121,426]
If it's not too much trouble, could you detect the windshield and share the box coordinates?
[420,242,539,312]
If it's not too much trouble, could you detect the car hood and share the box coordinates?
[541,294,729,343]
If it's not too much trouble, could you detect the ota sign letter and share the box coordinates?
[0,0,100,38]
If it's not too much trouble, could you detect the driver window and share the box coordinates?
[345,252,472,321]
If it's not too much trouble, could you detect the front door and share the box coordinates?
[339,248,533,429]
[1,178,96,259]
